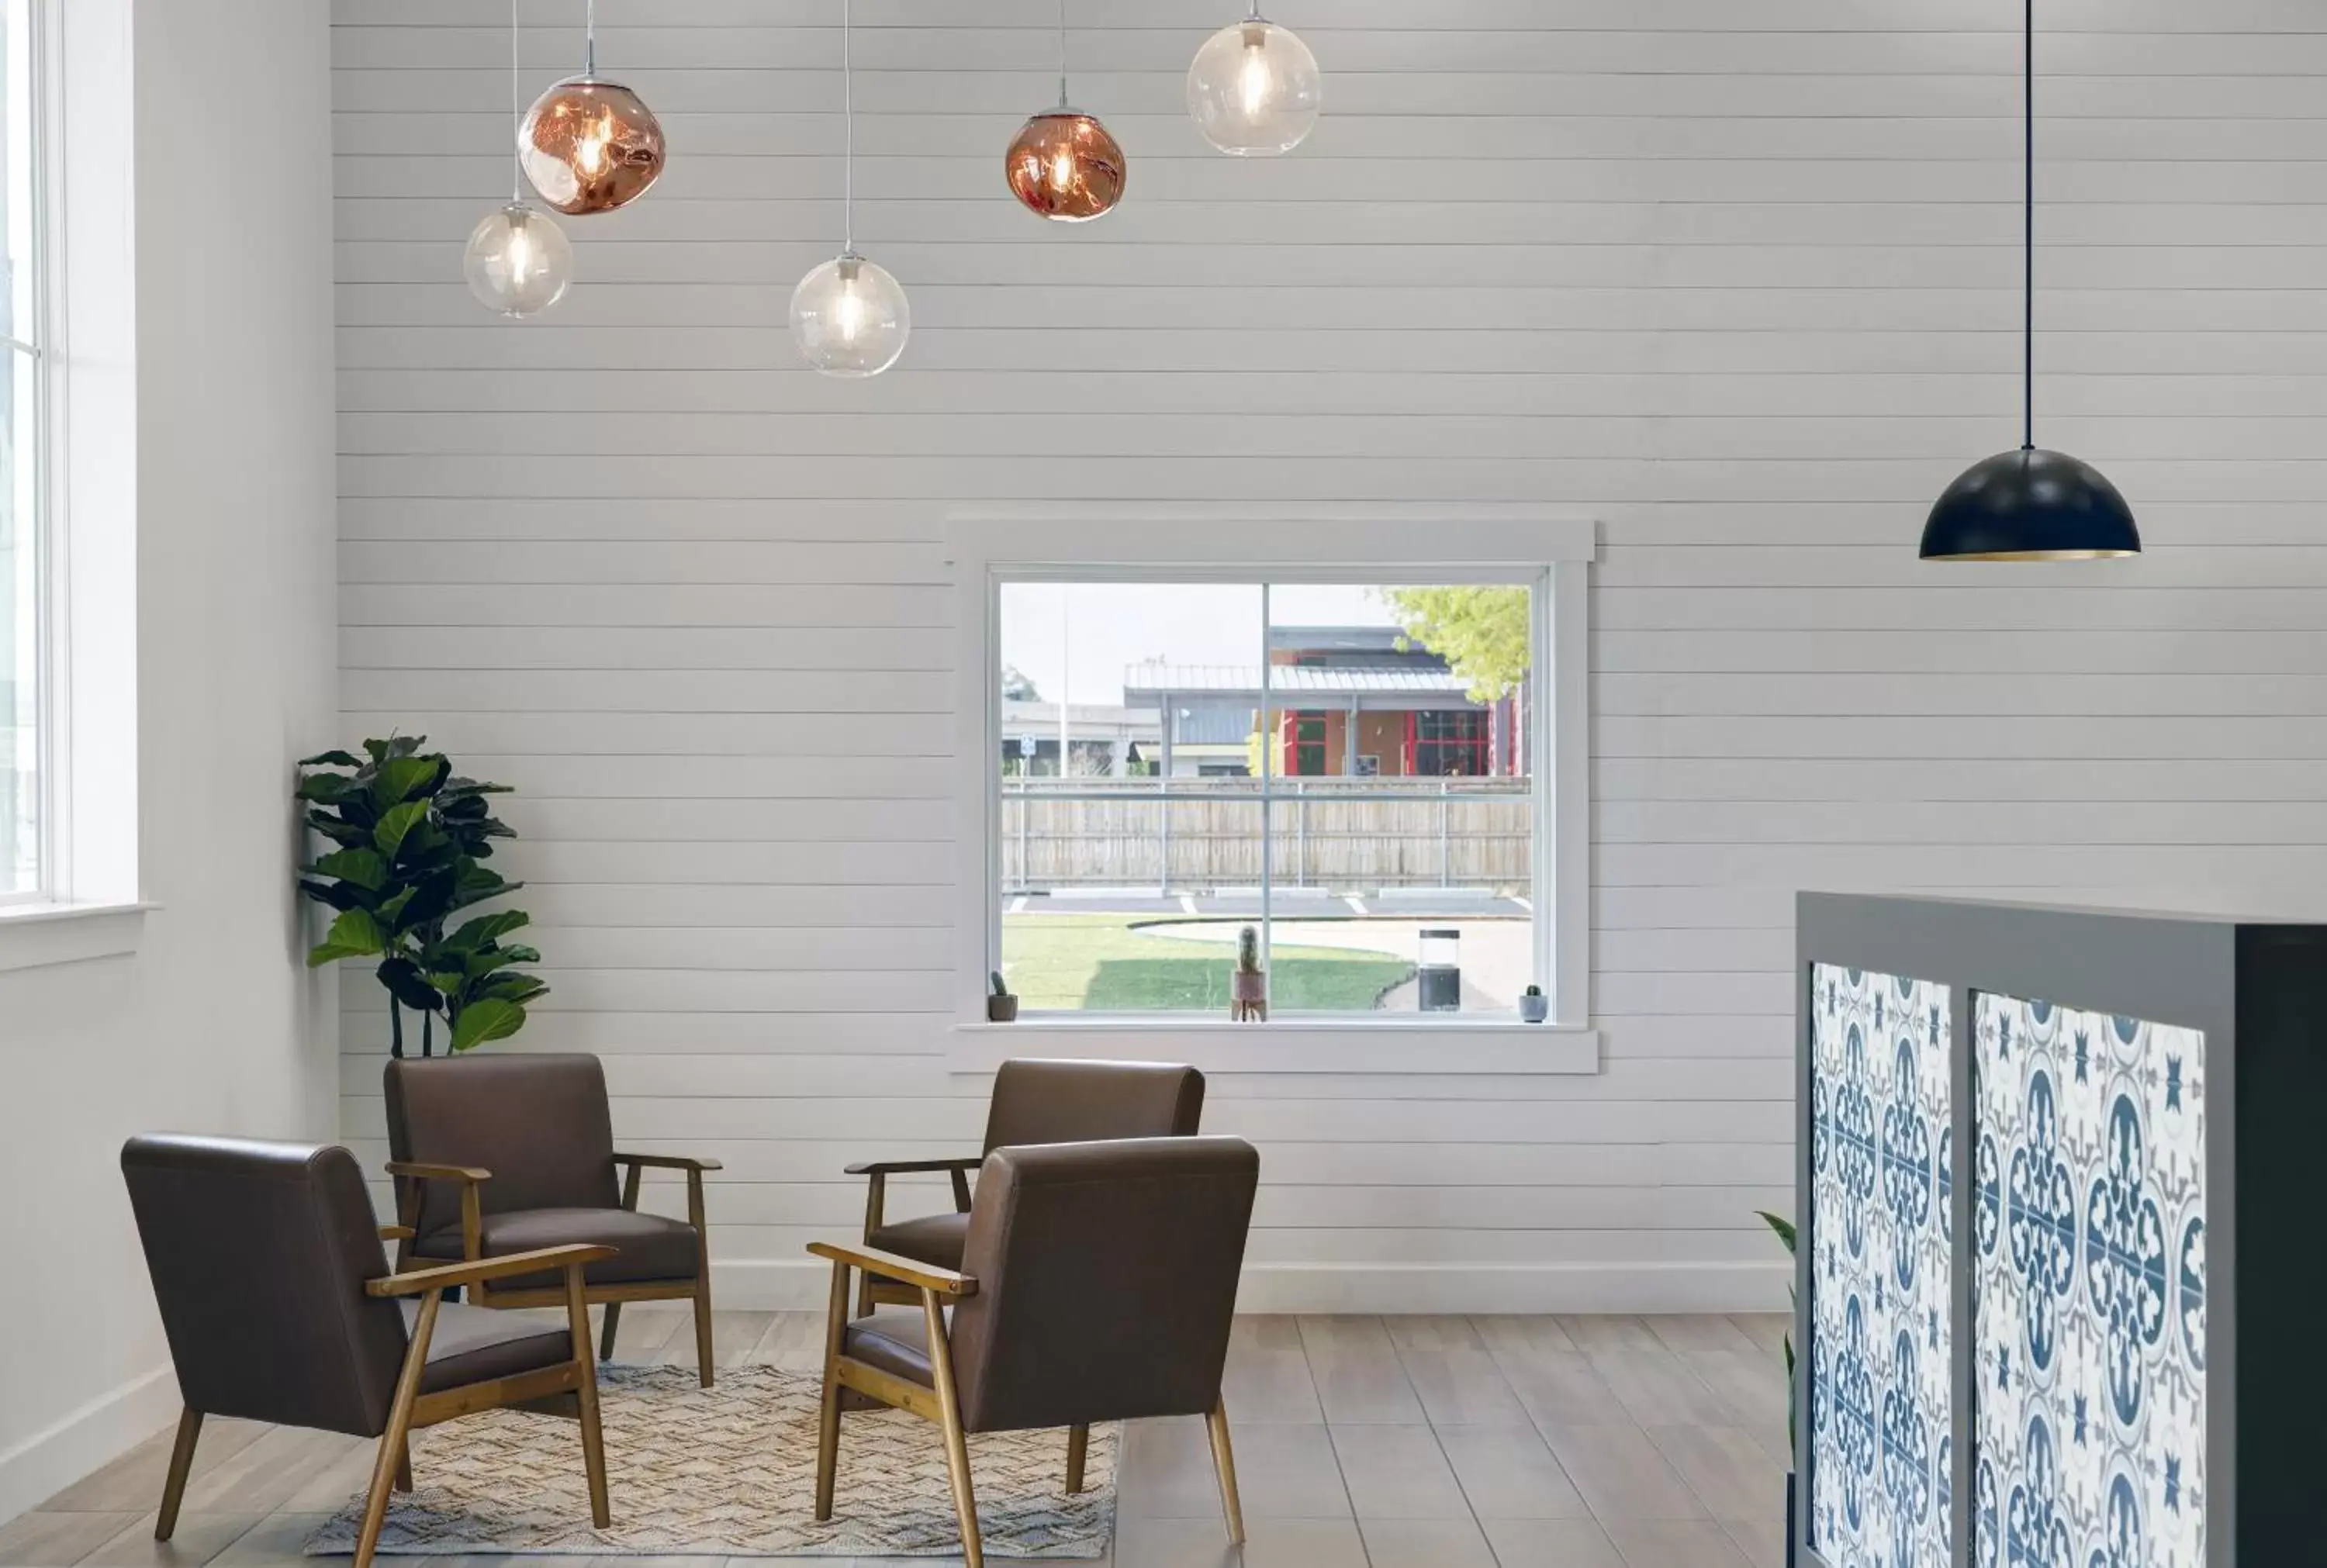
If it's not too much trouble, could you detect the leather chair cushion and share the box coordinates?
[843,1307,937,1389]
[403,1300,576,1394]
[416,1208,701,1288]
[867,1211,970,1273]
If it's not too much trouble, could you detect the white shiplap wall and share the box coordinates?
[330,0,2327,1311]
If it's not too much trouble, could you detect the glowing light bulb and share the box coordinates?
[790,253,909,377]
[1188,13,1320,156]
[464,201,574,318]
[1240,35,1272,117]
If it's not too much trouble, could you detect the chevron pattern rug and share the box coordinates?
[304,1364,1118,1557]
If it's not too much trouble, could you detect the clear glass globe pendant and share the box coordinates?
[465,201,574,318]
[793,0,908,378]
[1188,7,1320,156]
[791,252,910,378]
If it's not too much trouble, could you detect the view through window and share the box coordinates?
[995,580,1537,1016]
[0,0,39,902]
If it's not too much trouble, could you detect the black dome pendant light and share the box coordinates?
[1921,0,2139,561]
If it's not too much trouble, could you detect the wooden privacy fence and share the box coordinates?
[999,778,1532,892]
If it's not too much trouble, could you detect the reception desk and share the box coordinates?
[1794,894,2327,1568]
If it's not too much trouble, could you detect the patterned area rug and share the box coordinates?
[304,1364,1118,1558]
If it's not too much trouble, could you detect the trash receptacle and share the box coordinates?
[1417,927,1461,1012]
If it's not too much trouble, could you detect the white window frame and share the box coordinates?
[0,0,143,972]
[948,509,1596,1076]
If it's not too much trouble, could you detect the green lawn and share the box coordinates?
[1001,914,1412,1013]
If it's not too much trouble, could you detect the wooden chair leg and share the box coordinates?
[1065,1424,1088,1494]
[598,1300,623,1363]
[154,1407,202,1540]
[565,1266,612,1528]
[1205,1398,1244,1546]
[689,1172,716,1388]
[393,1441,413,1494]
[922,1289,983,1568]
[355,1291,439,1568]
[814,1259,850,1521]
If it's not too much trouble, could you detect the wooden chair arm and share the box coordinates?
[384,1159,493,1185]
[807,1239,977,1298]
[379,1224,415,1242]
[366,1244,617,1298]
[843,1157,983,1177]
[613,1152,724,1173]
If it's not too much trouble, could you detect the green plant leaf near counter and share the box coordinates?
[1757,1209,1799,1452]
[296,735,546,1057]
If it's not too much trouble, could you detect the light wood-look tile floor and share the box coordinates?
[1,1309,1791,1568]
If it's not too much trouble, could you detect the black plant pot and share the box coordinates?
[1785,1470,1797,1568]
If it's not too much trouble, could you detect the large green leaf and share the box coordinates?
[445,909,531,952]
[372,800,430,858]
[307,908,386,967]
[372,755,446,807]
[297,877,370,913]
[299,749,363,768]
[1755,1211,1797,1255]
[310,848,387,892]
[296,772,358,804]
[450,999,528,1053]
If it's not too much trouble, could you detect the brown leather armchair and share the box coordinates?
[384,1053,722,1384]
[848,1058,1203,1314]
[809,1136,1258,1568]
[123,1135,614,1568]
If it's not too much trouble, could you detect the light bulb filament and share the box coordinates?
[1050,149,1075,193]
[1240,42,1271,117]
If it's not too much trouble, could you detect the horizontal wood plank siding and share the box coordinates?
[331,0,2326,1309]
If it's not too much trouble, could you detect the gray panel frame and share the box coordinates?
[1794,893,2245,1568]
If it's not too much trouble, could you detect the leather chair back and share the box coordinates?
[949,1136,1257,1434]
[980,1059,1204,1155]
[385,1054,620,1240]
[122,1135,409,1438]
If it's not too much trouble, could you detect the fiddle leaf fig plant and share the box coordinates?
[296,736,548,1056]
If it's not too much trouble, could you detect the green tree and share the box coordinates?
[1382,585,1531,701]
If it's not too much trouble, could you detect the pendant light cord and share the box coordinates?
[1057,0,1069,108]
[2022,0,2035,451]
[510,0,524,200]
[842,0,854,253]
[584,0,596,78]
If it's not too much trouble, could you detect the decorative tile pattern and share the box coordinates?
[305,1363,1117,1558]
[1808,965,1952,1568]
[1973,996,2205,1568]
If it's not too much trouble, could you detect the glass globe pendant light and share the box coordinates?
[1187,2,1321,156]
[1004,0,1125,222]
[1921,0,2136,560]
[520,0,666,216]
[791,0,909,378]
[465,0,572,318]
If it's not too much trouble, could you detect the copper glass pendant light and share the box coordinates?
[1005,0,1125,222]
[465,0,573,317]
[1921,0,2137,561]
[520,0,666,216]
[790,0,910,378]
[1187,2,1321,157]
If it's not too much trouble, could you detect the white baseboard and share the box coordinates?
[0,1363,178,1527]
[710,1259,1790,1316]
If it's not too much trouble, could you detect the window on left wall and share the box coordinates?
[0,0,43,905]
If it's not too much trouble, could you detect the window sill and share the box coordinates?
[948,1016,1599,1076]
[0,900,153,973]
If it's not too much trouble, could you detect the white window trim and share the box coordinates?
[0,0,143,972]
[946,509,1596,1076]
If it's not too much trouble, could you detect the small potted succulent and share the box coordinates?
[987,970,1019,1023]
[1519,983,1549,1024]
[1229,924,1267,1021]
